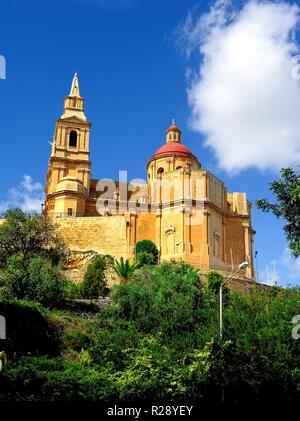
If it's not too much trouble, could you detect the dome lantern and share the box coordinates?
[166,118,182,143]
[147,119,201,171]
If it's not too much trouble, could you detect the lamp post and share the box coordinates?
[255,251,259,282]
[219,261,248,339]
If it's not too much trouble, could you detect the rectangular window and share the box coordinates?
[67,208,73,217]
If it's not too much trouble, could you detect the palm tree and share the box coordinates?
[111,257,140,283]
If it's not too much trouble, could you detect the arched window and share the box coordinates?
[69,130,77,147]
[169,134,172,140]
[173,133,177,140]
[157,167,164,175]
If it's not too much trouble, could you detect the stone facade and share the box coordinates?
[44,74,256,282]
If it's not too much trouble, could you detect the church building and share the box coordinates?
[44,73,256,281]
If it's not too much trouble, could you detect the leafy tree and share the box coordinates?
[111,257,140,283]
[2,253,28,299]
[207,271,229,296]
[135,240,159,264]
[207,271,224,292]
[256,167,300,257]
[26,257,68,308]
[0,209,67,268]
[79,255,111,299]
[2,254,67,308]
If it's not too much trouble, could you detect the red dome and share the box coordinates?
[166,124,182,134]
[150,141,195,160]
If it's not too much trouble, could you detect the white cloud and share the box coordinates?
[259,248,300,286]
[280,248,300,282]
[259,260,278,286]
[179,0,300,173]
[0,175,44,214]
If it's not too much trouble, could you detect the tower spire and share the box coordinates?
[69,72,81,97]
[61,72,86,121]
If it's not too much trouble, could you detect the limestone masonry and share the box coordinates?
[44,73,256,281]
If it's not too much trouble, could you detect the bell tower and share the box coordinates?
[44,73,91,217]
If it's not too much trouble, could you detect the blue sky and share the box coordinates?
[0,0,299,285]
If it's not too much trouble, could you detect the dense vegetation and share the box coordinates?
[0,262,299,401]
[0,209,299,401]
[0,210,68,308]
[0,209,66,268]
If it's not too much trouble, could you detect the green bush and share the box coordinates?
[90,320,140,369]
[65,281,82,299]
[109,262,206,337]
[2,255,68,308]
[2,253,28,299]
[79,255,111,299]
[207,271,224,291]
[0,355,117,401]
[220,288,300,399]
[207,271,229,297]
[113,335,191,400]
[136,251,157,266]
[27,257,68,308]
[135,240,158,265]
[62,328,93,352]
[1,262,300,401]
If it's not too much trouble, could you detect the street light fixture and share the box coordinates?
[219,261,248,339]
